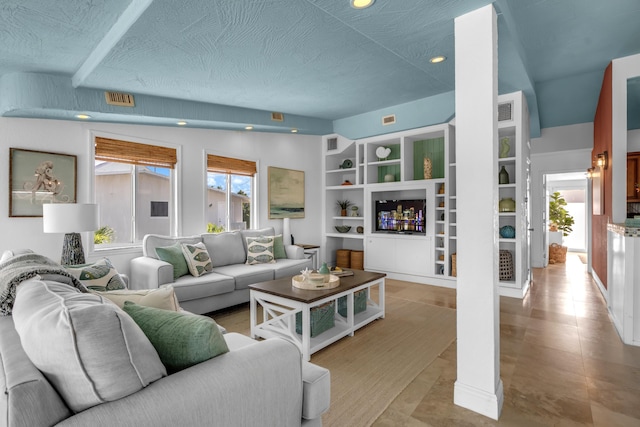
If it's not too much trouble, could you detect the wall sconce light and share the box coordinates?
[586,167,594,179]
[596,151,608,170]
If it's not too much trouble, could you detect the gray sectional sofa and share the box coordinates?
[130,227,313,314]
[0,250,330,427]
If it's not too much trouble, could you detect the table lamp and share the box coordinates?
[43,203,99,265]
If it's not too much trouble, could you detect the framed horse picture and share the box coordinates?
[9,148,77,217]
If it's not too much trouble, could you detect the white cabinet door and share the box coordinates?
[366,235,430,276]
[396,238,430,276]
[365,236,396,272]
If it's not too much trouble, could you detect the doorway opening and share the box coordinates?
[544,171,590,267]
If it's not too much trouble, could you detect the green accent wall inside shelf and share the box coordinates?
[413,137,444,179]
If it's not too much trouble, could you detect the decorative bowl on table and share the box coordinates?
[292,274,340,290]
[334,225,351,233]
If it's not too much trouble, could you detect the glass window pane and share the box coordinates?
[135,166,171,241]
[207,172,227,233]
[231,174,251,231]
[95,161,133,245]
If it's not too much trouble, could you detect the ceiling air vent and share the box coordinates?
[498,101,512,122]
[382,114,396,126]
[271,112,284,122]
[105,91,135,107]
[327,137,338,151]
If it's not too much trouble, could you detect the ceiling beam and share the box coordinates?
[72,0,154,88]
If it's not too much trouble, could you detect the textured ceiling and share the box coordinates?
[1,0,639,135]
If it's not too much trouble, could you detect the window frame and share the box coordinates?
[205,151,258,232]
[90,132,181,256]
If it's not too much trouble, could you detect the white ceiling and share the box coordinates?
[1,0,639,135]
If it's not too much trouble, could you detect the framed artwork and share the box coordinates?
[268,166,305,219]
[9,148,77,217]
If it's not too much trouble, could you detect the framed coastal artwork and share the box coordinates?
[9,148,77,217]
[268,166,305,219]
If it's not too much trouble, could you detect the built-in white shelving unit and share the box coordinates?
[322,124,456,288]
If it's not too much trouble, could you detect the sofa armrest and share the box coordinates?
[57,338,315,427]
[285,244,305,259]
[129,257,173,290]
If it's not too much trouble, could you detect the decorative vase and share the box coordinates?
[318,262,330,275]
[499,197,516,212]
[351,206,359,216]
[340,209,347,216]
[500,225,516,238]
[423,157,433,179]
[499,166,509,184]
[384,174,395,182]
[499,137,510,158]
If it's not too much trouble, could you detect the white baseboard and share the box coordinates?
[454,379,504,420]
[591,270,608,303]
[499,280,530,299]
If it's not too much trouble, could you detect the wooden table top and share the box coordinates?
[249,270,386,303]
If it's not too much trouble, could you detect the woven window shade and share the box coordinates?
[207,154,256,176]
[95,137,177,169]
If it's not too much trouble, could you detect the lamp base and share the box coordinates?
[61,233,86,266]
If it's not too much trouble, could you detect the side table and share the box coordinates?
[295,244,320,270]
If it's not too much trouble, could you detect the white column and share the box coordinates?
[453,4,503,420]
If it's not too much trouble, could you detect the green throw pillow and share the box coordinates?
[156,243,190,280]
[122,301,229,373]
[273,234,287,259]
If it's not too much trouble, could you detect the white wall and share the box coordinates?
[0,117,322,274]
[530,123,593,267]
[629,129,640,152]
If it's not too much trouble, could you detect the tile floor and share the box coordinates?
[373,253,640,426]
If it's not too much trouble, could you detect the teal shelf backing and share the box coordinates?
[413,137,445,179]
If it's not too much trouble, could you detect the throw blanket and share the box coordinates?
[0,253,87,315]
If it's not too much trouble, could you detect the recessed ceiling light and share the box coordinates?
[245,125,253,130]
[291,128,298,133]
[429,55,447,64]
[75,114,91,119]
[351,0,374,9]
[177,121,187,126]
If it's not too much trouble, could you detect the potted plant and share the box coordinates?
[548,191,574,263]
[336,200,352,216]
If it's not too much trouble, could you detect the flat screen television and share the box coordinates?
[374,199,426,234]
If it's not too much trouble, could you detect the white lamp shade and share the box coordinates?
[43,204,99,233]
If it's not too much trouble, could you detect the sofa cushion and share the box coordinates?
[122,301,229,373]
[273,234,287,259]
[12,279,166,413]
[91,286,181,311]
[272,258,314,279]
[142,234,202,259]
[65,258,127,291]
[245,236,276,265]
[155,243,189,279]
[181,242,213,277]
[170,273,235,302]
[0,315,72,427]
[212,264,275,290]
[202,231,246,267]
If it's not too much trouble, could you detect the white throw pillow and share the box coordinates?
[245,236,276,265]
[90,286,180,311]
[181,242,213,277]
[65,258,127,291]
[12,279,166,413]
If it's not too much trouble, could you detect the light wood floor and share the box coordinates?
[374,253,640,426]
[213,253,640,426]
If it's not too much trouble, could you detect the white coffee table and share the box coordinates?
[249,270,385,361]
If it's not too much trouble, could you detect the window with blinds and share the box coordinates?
[94,137,176,248]
[206,154,255,232]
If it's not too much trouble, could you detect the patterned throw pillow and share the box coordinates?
[65,258,126,291]
[181,242,213,277]
[246,236,276,265]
